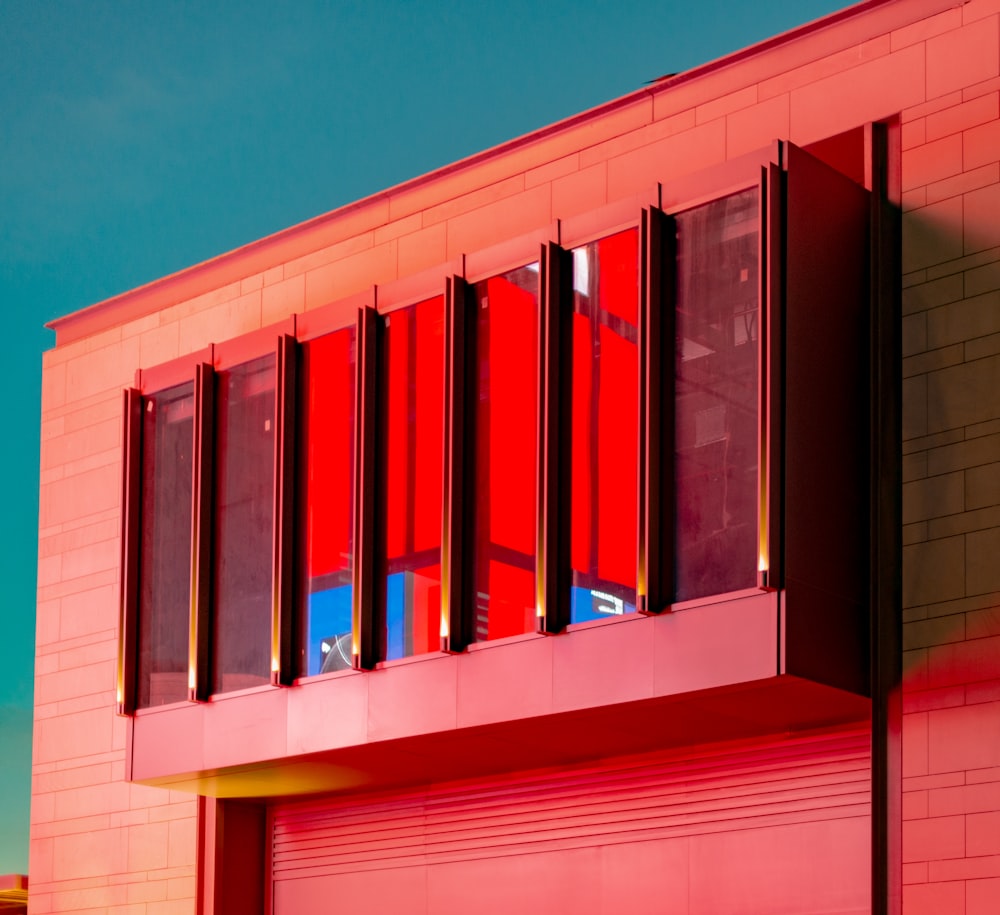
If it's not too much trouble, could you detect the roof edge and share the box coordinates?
[49,0,950,345]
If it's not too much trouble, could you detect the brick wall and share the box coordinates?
[898,3,1000,913]
[33,340,198,911]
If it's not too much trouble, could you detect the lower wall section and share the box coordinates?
[271,726,871,915]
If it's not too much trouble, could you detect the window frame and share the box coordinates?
[458,227,554,647]
[118,322,299,713]
[295,290,371,678]
[118,142,802,714]
[369,265,458,667]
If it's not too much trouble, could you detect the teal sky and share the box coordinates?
[0,0,850,875]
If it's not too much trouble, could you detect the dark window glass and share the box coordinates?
[212,354,276,693]
[471,265,539,640]
[381,296,444,660]
[569,229,639,623]
[137,382,194,708]
[674,188,759,601]
[298,328,356,676]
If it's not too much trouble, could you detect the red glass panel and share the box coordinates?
[298,327,355,677]
[597,323,638,586]
[485,561,535,640]
[137,382,193,708]
[674,189,759,602]
[569,229,639,623]
[382,296,444,659]
[472,266,538,641]
[212,354,276,693]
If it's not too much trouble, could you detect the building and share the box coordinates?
[0,875,28,915]
[31,0,1000,911]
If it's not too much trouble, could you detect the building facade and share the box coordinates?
[31,0,1000,911]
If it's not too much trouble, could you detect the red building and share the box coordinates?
[32,0,1000,911]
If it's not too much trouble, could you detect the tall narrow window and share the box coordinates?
[471,265,538,640]
[569,229,639,623]
[381,296,444,660]
[674,189,759,601]
[212,354,276,693]
[298,328,356,676]
[137,382,194,708]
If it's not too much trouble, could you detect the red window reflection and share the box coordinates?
[381,296,444,659]
[569,229,639,623]
[471,266,539,640]
[298,327,355,676]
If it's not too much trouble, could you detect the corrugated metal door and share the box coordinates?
[271,728,871,915]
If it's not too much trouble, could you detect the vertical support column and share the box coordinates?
[198,797,266,915]
[442,276,473,652]
[759,159,785,593]
[189,362,214,702]
[353,306,379,670]
[271,335,298,686]
[638,207,673,614]
[537,241,573,634]
[117,387,143,715]
[868,118,902,915]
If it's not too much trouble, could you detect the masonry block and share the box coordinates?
[902,133,964,191]
[927,19,1000,99]
[903,535,965,607]
[968,527,1000,594]
[928,701,1000,771]
[965,181,1000,254]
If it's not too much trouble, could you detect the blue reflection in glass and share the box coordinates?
[570,586,636,624]
[307,584,352,675]
[386,572,406,661]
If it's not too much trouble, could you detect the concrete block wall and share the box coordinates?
[898,3,1000,913]
[34,337,199,913]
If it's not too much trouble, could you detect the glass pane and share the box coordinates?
[471,265,538,640]
[381,296,444,660]
[674,188,759,601]
[138,382,194,708]
[212,354,276,693]
[569,228,639,623]
[298,327,356,676]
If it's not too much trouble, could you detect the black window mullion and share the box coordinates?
[189,362,214,701]
[117,387,143,716]
[272,334,298,685]
[538,241,573,634]
[442,276,474,652]
[762,160,784,592]
[353,306,379,670]
[640,206,674,614]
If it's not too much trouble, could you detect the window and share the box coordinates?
[298,327,356,677]
[211,354,277,693]
[118,141,870,715]
[568,229,639,623]
[380,295,445,660]
[119,331,295,711]
[136,381,193,708]
[674,190,759,602]
[470,264,539,640]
